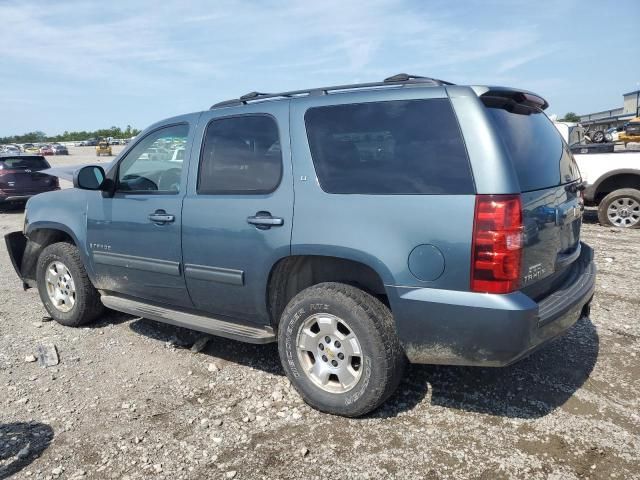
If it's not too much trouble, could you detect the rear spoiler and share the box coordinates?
[474,86,549,112]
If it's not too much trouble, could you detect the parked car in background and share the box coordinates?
[0,145,21,154]
[604,127,620,143]
[95,141,112,156]
[23,144,39,153]
[0,154,59,207]
[39,145,54,156]
[52,144,69,155]
[170,147,185,162]
[555,121,640,228]
[5,75,595,417]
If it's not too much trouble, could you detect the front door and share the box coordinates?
[182,103,293,324]
[87,121,194,307]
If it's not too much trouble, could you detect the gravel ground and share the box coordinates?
[0,148,638,479]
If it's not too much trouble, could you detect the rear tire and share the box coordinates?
[597,188,640,228]
[277,282,405,417]
[36,242,104,326]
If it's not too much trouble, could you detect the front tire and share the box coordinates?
[36,242,104,326]
[277,282,405,417]
[597,188,640,228]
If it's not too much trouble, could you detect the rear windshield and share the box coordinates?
[486,107,580,191]
[305,98,474,194]
[0,156,49,170]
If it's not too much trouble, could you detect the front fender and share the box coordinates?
[22,189,95,283]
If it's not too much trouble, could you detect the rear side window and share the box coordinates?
[485,107,580,191]
[0,156,49,170]
[198,115,282,194]
[304,99,473,194]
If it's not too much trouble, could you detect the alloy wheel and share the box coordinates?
[296,313,363,393]
[45,261,76,312]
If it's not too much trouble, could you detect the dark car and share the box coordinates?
[52,144,69,155]
[0,155,59,207]
[4,74,595,417]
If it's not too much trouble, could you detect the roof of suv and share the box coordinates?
[209,73,549,112]
[210,73,455,109]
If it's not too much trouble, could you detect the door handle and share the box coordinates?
[247,212,284,230]
[148,210,175,224]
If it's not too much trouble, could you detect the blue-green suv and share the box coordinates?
[5,74,595,416]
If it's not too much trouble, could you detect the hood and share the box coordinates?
[42,161,114,181]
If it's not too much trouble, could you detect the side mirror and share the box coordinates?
[74,165,105,190]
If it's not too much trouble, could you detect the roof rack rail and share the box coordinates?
[383,73,454,85]
[210,73,454,109]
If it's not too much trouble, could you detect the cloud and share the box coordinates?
[496,46,560,74]
[0,0,550,87]
[0,0,580,134]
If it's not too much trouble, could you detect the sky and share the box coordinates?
[1,0,639,136]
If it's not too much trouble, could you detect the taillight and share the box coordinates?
[471,194,523,294]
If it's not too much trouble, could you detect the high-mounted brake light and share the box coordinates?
[471,195,523,294]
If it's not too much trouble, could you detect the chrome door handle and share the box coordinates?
[148,210,175,224]
[247,212,284,230]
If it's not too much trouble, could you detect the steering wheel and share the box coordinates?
[121,174,158,191]
[157,168,182,192]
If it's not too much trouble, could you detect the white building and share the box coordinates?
[580,89,640,130]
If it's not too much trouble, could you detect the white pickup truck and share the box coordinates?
[555,122,640,228]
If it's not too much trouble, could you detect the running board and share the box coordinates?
[100,295,276,344]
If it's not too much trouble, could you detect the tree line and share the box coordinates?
[559,112,581,122]
[0,125,141,144]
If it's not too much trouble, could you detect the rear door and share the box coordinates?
[182,102,293,324]
[484,104,582,297]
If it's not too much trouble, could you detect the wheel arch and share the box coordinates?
[22,222,87,286]
[589,169,640,203]
[266,253,390,330]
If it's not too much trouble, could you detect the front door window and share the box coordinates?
[117,124,189,193]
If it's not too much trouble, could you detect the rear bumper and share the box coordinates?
[1,195,33,202]
[0,188,60,203]
[389,242,596,366]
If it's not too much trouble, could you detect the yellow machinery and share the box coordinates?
[96,141,112,156]
[619,116,640,144]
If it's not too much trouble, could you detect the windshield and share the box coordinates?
[486,107,580,191]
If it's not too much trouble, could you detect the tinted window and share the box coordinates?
[486,108,580,191]
[117,124,189,193]
[304,99,473,194]
[198,115,282,194]
[0,156,49,170]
